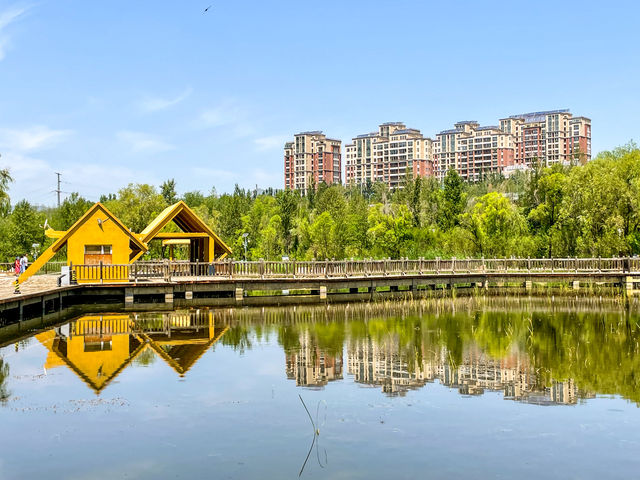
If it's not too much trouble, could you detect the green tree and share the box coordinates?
[107,184,167,233]
[439,169,466,230]
[462,192,530,257]
[276,189,299,255]
[52,192,93,230]
[160,178,178,204]
[309,211,336,259]
[0,168,13,217]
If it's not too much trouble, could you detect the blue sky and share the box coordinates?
[0,0,638,205]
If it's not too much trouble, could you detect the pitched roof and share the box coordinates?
[140,201,232,255]
[49,202,148,254]
[143,325,229,375]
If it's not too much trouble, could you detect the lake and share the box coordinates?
[1,297,639,479]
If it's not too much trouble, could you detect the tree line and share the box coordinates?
[0,142,639,263]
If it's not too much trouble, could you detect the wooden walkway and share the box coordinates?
[2,257,640,327]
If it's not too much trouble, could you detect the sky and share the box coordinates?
[0,0,638,205]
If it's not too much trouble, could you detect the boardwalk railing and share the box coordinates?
[67,257,640,283]
[1,261,66,275]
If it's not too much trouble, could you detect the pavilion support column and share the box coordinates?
[319,286,327,300]
[235,287,243,302]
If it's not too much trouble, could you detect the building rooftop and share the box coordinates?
[355,132,379,139]
[392,128,421,135]
[295,130,324,136]
[455,120,479,125]
[476,125,500,131]
[380,122,404,126]
[507,109,570,123]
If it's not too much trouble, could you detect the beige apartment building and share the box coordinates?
[499,109,591,167]
[433,121,516,181]
[286,110,591,189]
[284,131,341,194]
[345,122,434,189]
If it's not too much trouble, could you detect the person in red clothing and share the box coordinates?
[13,256,20,276]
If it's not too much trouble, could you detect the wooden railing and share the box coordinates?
[67,257,640,283]
[1,261,66,275]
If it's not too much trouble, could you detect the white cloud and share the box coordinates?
[0,125,73,152]
[191,167,236,180]
[198,99,255,137]
[254,134,288,152]
[0,5,29,61]
[138,87,193,113]
[117,131,174,154]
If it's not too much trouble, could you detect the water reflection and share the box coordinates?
[4,297,640,404]
[35,311,228,393]
[214,299,640,404]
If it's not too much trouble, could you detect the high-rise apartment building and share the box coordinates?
[499,109,591,167]
[285,109,591,189]
[284,131,341,194]
[344,122,434,189]
[433,121,516,181]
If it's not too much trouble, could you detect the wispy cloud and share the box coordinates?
[0,5,30,61]
[0,125,74,152]
[117,131,174,154]
[138,87,193,113]
[254,134,288,152]
[198,99,255,137]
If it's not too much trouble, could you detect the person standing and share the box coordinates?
[20,254,28,274]
[13,256,20,276]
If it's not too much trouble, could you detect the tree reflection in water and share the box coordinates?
[11,297,640,404]
[216,298,640,404]
[0,356,9,403]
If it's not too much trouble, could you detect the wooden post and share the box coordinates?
[292,259,297,279]
[527,256,531,272]
[436,257,440,275]
[452,257,456,274]
[229,258,235,279]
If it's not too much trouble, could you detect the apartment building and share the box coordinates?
[345,122,434,189]
[284,131,341,194]
[433,121,516,181]
[285,109,591,189]
[499,109,591,167]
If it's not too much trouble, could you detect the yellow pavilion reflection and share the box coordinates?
[35,311,228,393]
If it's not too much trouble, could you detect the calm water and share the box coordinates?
[1,298,640,479]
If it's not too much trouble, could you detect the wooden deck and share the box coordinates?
[2,258,640,328]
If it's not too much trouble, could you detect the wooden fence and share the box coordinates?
[67,257,640,283]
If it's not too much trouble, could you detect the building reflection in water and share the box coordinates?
[35,311,228,393]
[286,330,343,388]
[346,337,594,404]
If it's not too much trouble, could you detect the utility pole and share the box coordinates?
[55,172,62,207]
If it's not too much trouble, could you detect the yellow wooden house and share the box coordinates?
[36,312,228,393]
[18,200,232,284]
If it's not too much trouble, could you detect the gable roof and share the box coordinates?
[49,202,148,254]
[142,325,229,376]
[140,201,232,255]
